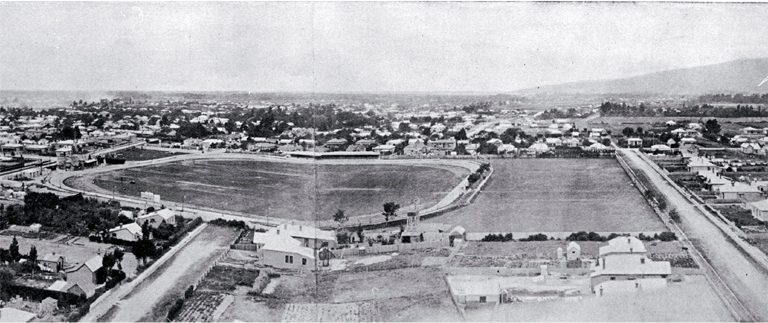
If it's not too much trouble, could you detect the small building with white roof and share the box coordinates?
[108,222,144,242]
[136,208,176,228]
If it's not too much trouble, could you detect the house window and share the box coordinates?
[610,277,616,280]
[302,258,307,265]
[479,296,486,303]
[640,258,645,264]
[285,255,294,264]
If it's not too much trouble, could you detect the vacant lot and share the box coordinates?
[427,158,666,232]
[70,159,467,221]
[110,147,187,161]
[220,267,461,322]
[467,275,732,322]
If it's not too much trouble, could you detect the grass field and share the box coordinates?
[71,160,467,221]
[426,158,666,232]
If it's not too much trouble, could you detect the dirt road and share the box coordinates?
[622,149,768,321]
[95,225,239,322]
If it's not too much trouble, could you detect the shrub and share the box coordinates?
[669,209,681,223]
[167,298,185,321]
[519,233,548,241]
[480,233,514,242]
[184,285,194,299]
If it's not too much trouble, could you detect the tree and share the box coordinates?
[455,128,468,140]
[113,248,125,271]
[333,209,348,228]
[0,268,14,299]
[635,127,644,135]
[622,127,634,137]
[382,202,400,222]
[132,239,155,266]
[28,245,37,271]
[9,237,19,262]
[705,119,721,134]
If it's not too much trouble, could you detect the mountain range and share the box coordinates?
[518,58,768,95]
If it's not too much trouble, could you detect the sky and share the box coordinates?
[0,2,767,93]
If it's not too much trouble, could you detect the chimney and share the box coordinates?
[300,225,302,231]
[276,229,280,235]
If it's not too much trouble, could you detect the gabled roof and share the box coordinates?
[253,232,301,246]
[138,208,175,221]
[599,236,647,256]
[109,222,142,235]
[269,223,336,242]
[567,241,581,251]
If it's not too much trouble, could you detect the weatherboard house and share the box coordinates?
[107,222,145,242]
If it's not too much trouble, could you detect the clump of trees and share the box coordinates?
[519,233,549,241]
[481,233,514,242]
[3,193,134,237]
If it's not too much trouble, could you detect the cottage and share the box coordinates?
[252,231,301,253]
[742,127,762,136]
[136,208,176,228]
[591,237,671,294]
[372,144,395,155]
[749,199,768,221]
[627,138,643,148]
[715,183,764,202]
[260,242,315,270]
[447,276,501,308]
[107,222,144,242]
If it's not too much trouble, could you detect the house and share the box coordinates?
[627,138,643,148]
[136,208,176,228]
[716,183,764,202]
[372,144,395,155]
[742,127,762,136]
[587,142,608,151]
[108,222,144,242]
[447,275,501,308]
[324,138,348,151]
[65,255,104,297]
[680,137,696,145]
[267,223,336,249]
[403,141,427,155]
[591,237,671,294]
[650,144,671,152]
[544,138,561,147]
[38,253,65,273]
[665,120,677,126]
[260,241,315,269]
[427,138,457,155]
[687,157,717,173]
[528,142,550,153]
[742,143,762,155]
[749,199,768,221]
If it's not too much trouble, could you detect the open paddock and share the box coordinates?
[426,158,666,232]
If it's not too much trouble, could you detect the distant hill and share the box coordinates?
[519,58,768,95]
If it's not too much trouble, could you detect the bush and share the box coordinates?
[167,298,185,321]
[519,233,548,241]
[481,233,514,242]
[184,285,194,299]
[669,209,681,223]
[658,231,678,241]
[209,218,248,229]
[566,231,606,242]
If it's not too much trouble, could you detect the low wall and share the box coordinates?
[444,266,590,277]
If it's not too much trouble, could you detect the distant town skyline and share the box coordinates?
[1,2,767,93]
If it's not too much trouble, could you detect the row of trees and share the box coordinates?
[600,101,768,118]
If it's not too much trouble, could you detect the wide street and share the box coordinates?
[622,149,768,321]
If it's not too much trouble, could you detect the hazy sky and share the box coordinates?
[1,2,767,92]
